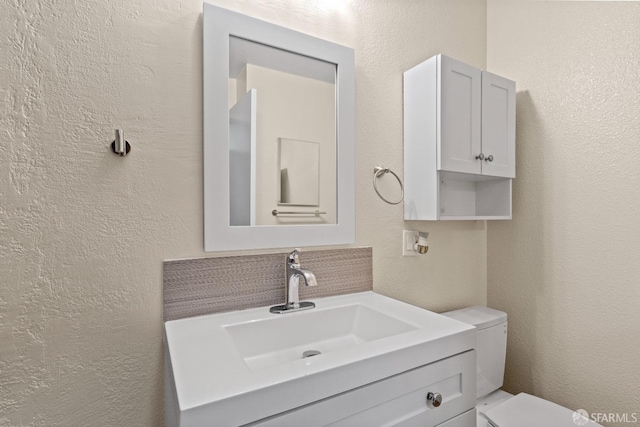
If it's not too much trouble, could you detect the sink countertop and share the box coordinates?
[165,291,475,426]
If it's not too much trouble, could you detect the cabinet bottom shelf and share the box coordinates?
[437,173,512,220]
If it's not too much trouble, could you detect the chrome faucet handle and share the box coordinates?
[288,248,301,267]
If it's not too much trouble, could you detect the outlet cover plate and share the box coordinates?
[403,230,419,256]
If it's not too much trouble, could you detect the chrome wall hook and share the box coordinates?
[111,129,131,156]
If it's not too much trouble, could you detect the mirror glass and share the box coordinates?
[203,4,355,252]
[228,37,336,226]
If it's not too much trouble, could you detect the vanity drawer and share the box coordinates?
[249,350,476,427]
[435,408,476,427]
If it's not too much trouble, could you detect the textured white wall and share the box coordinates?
[0,0,487,425]
[487,1,640,424]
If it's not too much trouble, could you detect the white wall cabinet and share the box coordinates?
[404,54,515,221]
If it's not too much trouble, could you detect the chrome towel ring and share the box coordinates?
[373,166,404,205]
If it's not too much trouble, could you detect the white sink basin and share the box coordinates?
[226,303,418,370]
[165,291,475,426]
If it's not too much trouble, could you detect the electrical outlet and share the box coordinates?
[403,230,419,256]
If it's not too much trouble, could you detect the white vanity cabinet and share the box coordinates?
[165,291,477,427]
[404,54,515,221]
[249,350,476,427]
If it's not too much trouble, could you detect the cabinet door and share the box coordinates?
[439,55,482,175]
[481,71,515,178]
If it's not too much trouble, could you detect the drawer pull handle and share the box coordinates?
[426,392,442,408]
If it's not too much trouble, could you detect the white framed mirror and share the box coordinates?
[203,4,355,251]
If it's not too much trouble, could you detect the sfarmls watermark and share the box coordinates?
[573,409,638,425]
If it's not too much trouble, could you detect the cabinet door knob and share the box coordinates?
[426,392,443,408]
[485,155,494,162]
[475,153,485,160]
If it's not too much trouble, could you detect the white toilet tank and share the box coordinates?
[441,306,508,399]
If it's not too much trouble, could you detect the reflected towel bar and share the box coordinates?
[272,209,326,216]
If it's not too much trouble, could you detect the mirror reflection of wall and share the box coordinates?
[278,138,320,206]
[228,36,337,227]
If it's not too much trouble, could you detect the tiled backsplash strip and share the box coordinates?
[163,247,372,321]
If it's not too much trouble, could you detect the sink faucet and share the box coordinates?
[270,249,317,314]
